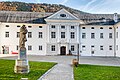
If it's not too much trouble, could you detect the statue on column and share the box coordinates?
[19,25,28,48]
[14,25,29,74]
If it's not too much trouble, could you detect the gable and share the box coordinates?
[46,9,79,20]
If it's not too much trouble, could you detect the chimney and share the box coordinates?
[114,13,118,22]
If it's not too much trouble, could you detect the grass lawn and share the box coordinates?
[74,64,120,80]
[0,59,56,80]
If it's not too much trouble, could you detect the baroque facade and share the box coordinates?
[0,9,120,57]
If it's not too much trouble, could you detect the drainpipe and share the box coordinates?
[77,24,81,64]
[113,25,116,57]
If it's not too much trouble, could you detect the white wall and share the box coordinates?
[80,25,115,56]
[115,24,120,57]
[46,21,80,55]
[0,23,47,55]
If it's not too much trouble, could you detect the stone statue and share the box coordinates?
[19,25,28,48]
[14,25,29,74]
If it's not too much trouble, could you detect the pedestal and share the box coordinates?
[14,59,29,74]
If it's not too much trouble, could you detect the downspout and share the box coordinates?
[113,25,116,57]
[77,24,81,63]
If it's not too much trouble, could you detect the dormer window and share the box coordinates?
[60,14,66,17]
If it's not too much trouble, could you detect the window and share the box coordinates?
[71,26,74,29]
[28,45,32,50]
[51,45,55,51]
[51,32,56,38]
[82,27,85,29]
[91,45,95,50]
[100,27,103,29]
[5,32,9,38]
[71,32,75,39]
[28,32,32,38]
[100,46,103,50]
[91,51,94,54]
[17,32,20,38]
[109,27,112,29]
[109,46,112,50]
[51,25,55,28]
[109,33,112,38]
[17,25,20,27]
[28,26,32,28]
[82,33,86,39]
[39,45,42,50]
[39,26,42,28]
[91,45,94,48]
[39,32,43,38]
[6,25,9,27]
[60,14,66,17]
[100,33,103,38]
[116,45,118,50]
[16,45,19,50]
[116,32,118,38]
[91,33,95,39]
[61,32,65,38]
[82,45,86,50]
[91,27,94,29]
[61,26,65,29]
[71,45,74,51]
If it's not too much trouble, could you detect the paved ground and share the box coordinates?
[1,55,120,66]
[0,55,120,80]
[0,54,17,58]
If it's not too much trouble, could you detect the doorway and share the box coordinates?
[60,46,66,55]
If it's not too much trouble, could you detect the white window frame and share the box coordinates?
[116,32,118,38]
[51,32,56,38]
[100,46,104,50]
[100,33,103,39]
[71,32,75,39]
[82,33,86,39]
[39,45,42,50]
[51,25,55,28]
[17,32,20,38]
[28,32,32,38]
[39,32,43,38]
[51,45,55,51]
[6,25,9,27]
[39,26,42,28]
[16,45,19,50]
[91,33,95,39]
[71,45,74,51]
[91,45,95,50]
[61,25,65,29]
[28,45,32,50]
[5,32,9,38]
[109,45,112,50]
[82,45,86,51]
[109,33,112,38]
[61,32,65,38]
[71,26,74,29]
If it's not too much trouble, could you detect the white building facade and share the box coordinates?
[0,9,120,57]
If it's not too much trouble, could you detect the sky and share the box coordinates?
[0,0,120,14]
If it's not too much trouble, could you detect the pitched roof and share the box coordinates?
[73,13,120,25]
[0,10,119,25]
[0,11,52,24]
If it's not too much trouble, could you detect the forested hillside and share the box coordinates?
[0,1,87,14]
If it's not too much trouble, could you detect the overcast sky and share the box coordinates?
[0,0,120,14]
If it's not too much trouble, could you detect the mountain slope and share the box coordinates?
[0,1,88,14]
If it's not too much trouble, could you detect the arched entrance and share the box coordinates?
[60,46,66,55]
